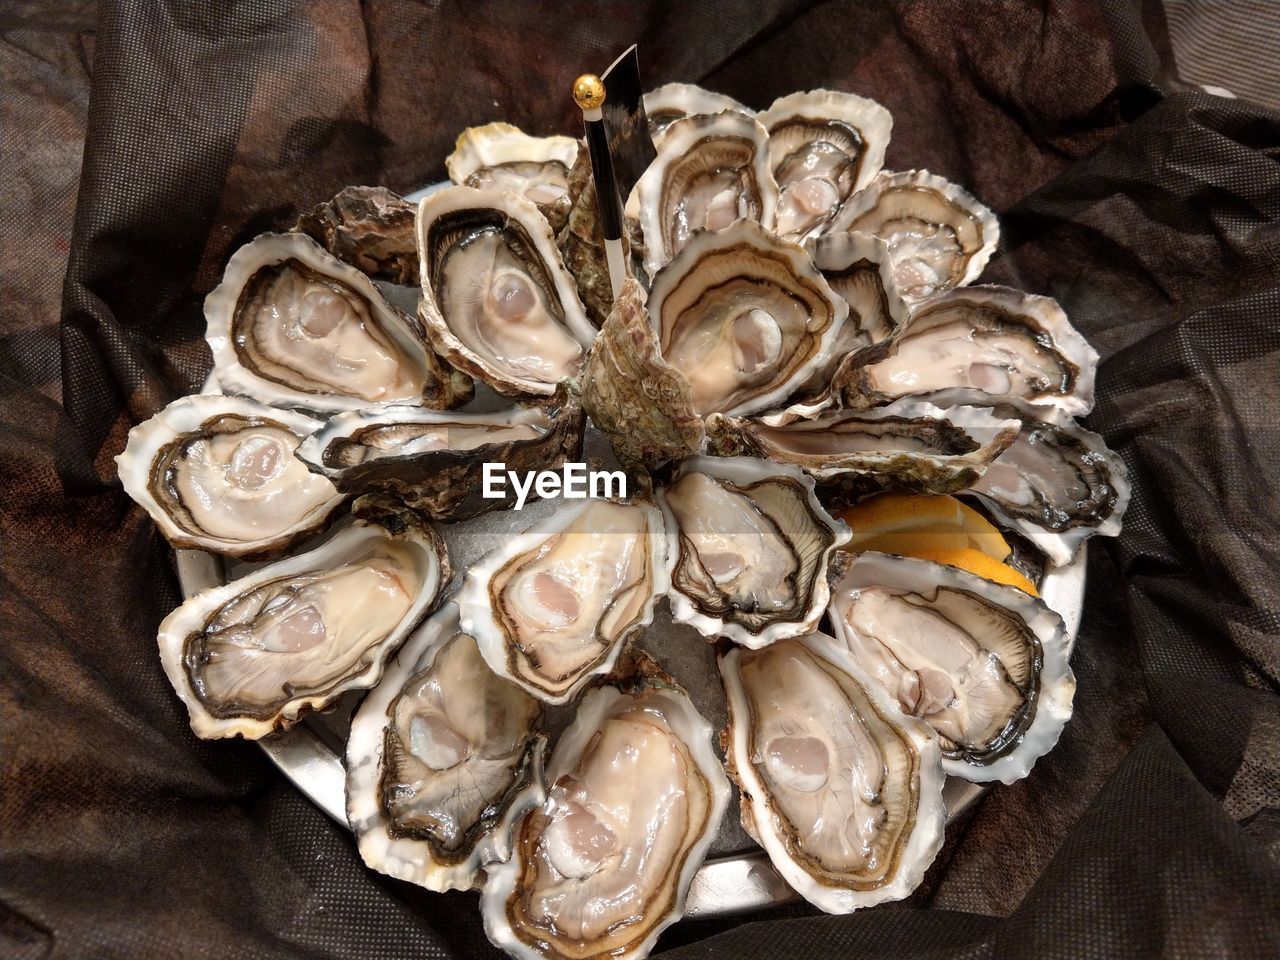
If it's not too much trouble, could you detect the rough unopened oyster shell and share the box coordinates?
[658,456,850,648]
[837,284,1098,416]
[836,169,1000,303]
[446,122,578,234]
[417,186,595,397]
[158,496,450,739]
[635,111,779,276]
[457,497,670,705]
[966,402,1130,566]
[116,394,345,558]
[346,603,546,892]
[294,185,420,286]
[205,232,472,413]
[719,631,945,912]
[829,552,1075,784]
[294,391,584,521]
[758,89,892,242]
[482,664,728,960]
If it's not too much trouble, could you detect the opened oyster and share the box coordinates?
[758,89,891,242]
[295,392,584,521]
[635,111,778,276]
[707,400,1021,496]
[643,82,753,139]
[458,498,670,704]
[417,186,595,397]
[482,663,728,960]
[659,456,849,647]
[830,552,1074,783]
[116,394,344,558]
[346,603,545,892]
[205,232,471,413]
[966,403,1131,566]
[720,632,945,912]
[837,169,1000,303]
[839,285,1098,416]
[158,496,450,739]
[446,122,579,234]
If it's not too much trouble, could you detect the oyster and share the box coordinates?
[966,403,1130,566]
[634,111,778,276]
[294,391,584,521]
[158,496,450,739]
[838,285,1098,416]
[458,498,670,704]
[204,232,472,413]
[829,552,1074,783]
[719,632,945,912]
[482,663,729,960]
[294,185,419,286]
[758,89,892,242]
[647,219,847,418]
[446,122,579,234]
[417,186,595,397]
[706,400,1021,495]
[116,394,345,558]
[643,82,754,139]
[658,456,850,647]
[577,278,705,470]
[807,230,908,351]
[836,169,1000,303]
[346,603,545,892]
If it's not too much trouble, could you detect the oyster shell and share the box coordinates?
[577,278,705,470]
[706,400,1021,495]
[116,394,345,558]
[658,456,850,648]
[205,232,472,413]
[446,122,579,234]
[294,185,419,286]
[647,219,847,418]
[829,552,1075,783]
[966,403,1130,566]
[836,169,1000,303]
[807,230,909,350]
[482,665,729,960]
[838,284,1098,416]
[643,82,754,139]
[719,631,945,912]
[634,111,779,276]
[158,496,450,739]
[758,89,892,242]
[346,603,546,892]
[294,391,584,521]
[458,498,670,704]
[417,186,595,397]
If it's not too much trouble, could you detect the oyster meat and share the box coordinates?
[829,552,1074,783]
[966,403,1131,566]
[719,632,945,912]
[634,110,778,276]
[295,391,584,521]
[346,603,545,892]
[659,456,849,647]
[446,122,579,234]
[482,664,729,960]
[458,498,670,704]
[205,232,472,413]
[158,496,450,739]
[417,186,595,397]
[839,284,1098,416]
[837,169,1000,303]
[707,400,1020,496]
[758,89,892,242]
[116,394,344,558]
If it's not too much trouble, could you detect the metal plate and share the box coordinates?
[176,182,1087,917]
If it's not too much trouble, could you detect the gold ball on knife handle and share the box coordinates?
[572,74,606,110]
